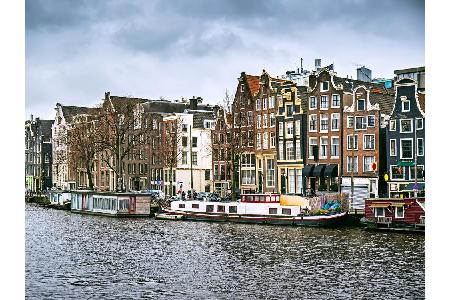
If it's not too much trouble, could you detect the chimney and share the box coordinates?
[301,58,304,73]
[30,114,34,121]
[190,96,198,110]
[105,92,111,101]
[315,59,321,71]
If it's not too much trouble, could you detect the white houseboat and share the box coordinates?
[157,194,348,227]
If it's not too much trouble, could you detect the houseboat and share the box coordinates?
[156,194,348,227]
[48,190,72,210]
[362,197,425,233]
[70,190,158,217]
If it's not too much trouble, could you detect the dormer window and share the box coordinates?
[357,99,365,111]
[320,81,329,92]
[402,99,410,112]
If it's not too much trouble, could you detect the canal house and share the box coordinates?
[385,77,425,198]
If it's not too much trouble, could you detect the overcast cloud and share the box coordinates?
[26,0,424,119]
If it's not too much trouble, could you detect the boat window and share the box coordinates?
[206,205,214,212]
[269,208,278,215]
[374,207,384,217]
[395,206,404,218]
[217,205,225,213]
[191,203,199,209]
[229,206,237,213]
[178,203,185,209]
[282,208,291,215]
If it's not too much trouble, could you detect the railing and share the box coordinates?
[377,216,392,224]
[241,194,280,203]
[419,215,425,225]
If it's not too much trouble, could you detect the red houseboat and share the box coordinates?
[362,198,425,233]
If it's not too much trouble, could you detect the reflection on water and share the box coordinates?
[26,204,424,299]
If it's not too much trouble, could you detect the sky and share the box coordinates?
[25,0,424,120]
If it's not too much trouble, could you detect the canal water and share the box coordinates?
[26,204,424,299]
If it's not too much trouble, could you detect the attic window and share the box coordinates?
[320,81,329,92]
[402,100,410,112]
[357,99,366,111]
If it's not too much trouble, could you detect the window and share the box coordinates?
[182,151,188,164]
[217,205,225,213]
[363,156,375,172]
[363,135,375,150]
[347,156,358,172]
[192,203,200,209]
[257,115,261,128]
[279,122,283,136]
[241,170,256,184]
[417,138,424,156]
[270,113,275,127]
[286,105,293,117]
[309,96,317,109]
[357,99,365,111]
[267,159,275,187]
[270,132,275,148]
[282,208,292,215]
[374,207,385,217]
[296,140,301,160]
[355,116,367,130]
[263,98,267,110]
[402,100,410,112]
[391,166,404,179]
[410,165,424,180]
[192,137,198,148]
[289,169,295,194]
[331,137,339,157]
[416,118,424,130]
[309,138,317,159]
[395,206,404,218]
[367,115,375,127]
[320,114,328,131]
[229,206,237,213]
[269,208,278,215]
[257,133,261,149]
[347,116,354,128]
[256,99,261,110]
[269,96,275,109]
[390,139,397,156]
[179,203,185,209]
[347,135,358,150]
[309,114,317,131]
[286,141,295,160]
[287,122,294,136]
[331,113,339,130]
[400,119,413,133]
[263,114,268,127]
[205,170,210,181]
[320,81,329,91]
[296,170,302,194]
[279,141,284,160]
[192,152,198,165]
[320,95,328,109]
[182,136,188,147]
[182,124,188,132]
[263,132,268,149]
[389,120,396,131]
[206,205,214,212]
[400,139,413,159]
[320,137,328,158]
[332,94,340,107]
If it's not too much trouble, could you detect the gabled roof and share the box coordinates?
[417,92,425,113]
[142,100,214,114]
[109,96,148,109]
[369,90,395,115]
[61,106,98,123]
[192,111,216,128]
[297,85,309,112]
[245,74,260,97]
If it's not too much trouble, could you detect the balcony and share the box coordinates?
[377,216,392,225]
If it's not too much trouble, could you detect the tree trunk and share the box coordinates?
[86,160,94,190]
[169,165,173,198]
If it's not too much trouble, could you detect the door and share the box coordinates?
[281,175,286,194]
[258,171,263,192]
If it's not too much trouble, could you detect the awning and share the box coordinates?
[369,203,390,208]
[390,203,405,207]
[324,164,338,178]
[312,164,326,177]
[404,183,425,191]
[302,164,315,177]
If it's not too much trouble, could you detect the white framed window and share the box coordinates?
[347,116,354,128]
[309,137,317,159]
[269,96,275,109]
[263,97,267,110]
[320,81,329,92]
[286,104,293,117]
[331,137,339,158]
[309,114,317,132]
[286,121,294,136]
[357,99,365,111]
[288,169,296,194]
[263,114,268,128]
[390,139,397,156]
[363,156,375,172]
[270,113,275,127]
[263,132,268,149]
[309,96,317,109]
[279,122,283,136]
[417,138,424,156]
[296,169,302,194]
[400,138,413,159]
[402,100,410,112]
[320,137,328,158]
[389,120,396,131]
[416,118,424,130]
[355,116,367,130]
[279,141,284,160]
[296,140,301,160]
[410,165,425,180]
[347,156,358,173]
[295,120,301,135]
[374,207,385,217]
[286,141,295,160]
[320,95,328,109]
[256,99,261,110]
[257,133,261,149]
[395,206,404,218]
[332,94,340,107]
[257,115,261,128]
[270,132,276,148]
[363,134,375,150]
[367,115,375,127]
[320,114,328,131]
[391,165,405,180]
[331,113,340,130]
[347,135,358,150]
[400,119,413,133]
[266,159,275,187]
